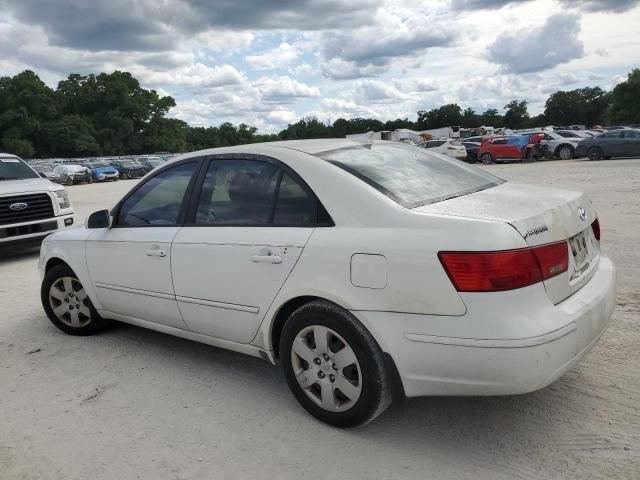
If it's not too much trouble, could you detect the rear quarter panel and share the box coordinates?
[255,213,527,350]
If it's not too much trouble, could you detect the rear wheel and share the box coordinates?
[65,177,73,186]
[557,145,574,160]
[588,147,604,160]
[481,152,494,164]
[121,172,129,180]
[41,264,109,335]
[281,301,391,428]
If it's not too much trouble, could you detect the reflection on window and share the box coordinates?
[118,162,195,226]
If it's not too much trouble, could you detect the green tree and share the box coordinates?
[416,104,462,129]
[461,108,478,128]
[503,100,530,129]
[142,117,188,153]
[544,87,610,126]
[479,108,503,127]
[608,69,640,124]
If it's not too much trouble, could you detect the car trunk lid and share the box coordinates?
[414,181,600,304]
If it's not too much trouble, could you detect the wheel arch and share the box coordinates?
[45,256,70,273]
[269,295,324,359]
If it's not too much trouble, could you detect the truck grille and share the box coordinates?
[0,193,55,226]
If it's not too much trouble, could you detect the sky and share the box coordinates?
[0,0,638,132]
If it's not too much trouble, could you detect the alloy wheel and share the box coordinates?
[290,325,362,412]
[558,146,573,160]
[48,276,91,328]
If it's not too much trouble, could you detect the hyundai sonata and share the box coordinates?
[39,140,616,427]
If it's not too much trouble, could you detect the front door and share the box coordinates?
[171,158,320,343]
[86,161,198,328]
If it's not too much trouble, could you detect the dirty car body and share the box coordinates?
[39,140,616,426]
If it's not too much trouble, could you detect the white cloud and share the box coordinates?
[0,0,638,132]
[246,42,300,70]
[488,13,585,73]
[255,76,320,103]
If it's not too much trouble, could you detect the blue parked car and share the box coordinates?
[79,160,120,182]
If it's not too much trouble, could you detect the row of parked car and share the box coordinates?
[419,126,640,164]
[28,155,173,186]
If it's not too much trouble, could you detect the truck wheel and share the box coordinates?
[280,300,391,428]
[41,264,110,336]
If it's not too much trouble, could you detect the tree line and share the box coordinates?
[1,68,638,159]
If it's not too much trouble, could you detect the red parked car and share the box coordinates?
[478,134,542,164]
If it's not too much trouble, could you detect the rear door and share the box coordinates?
[621,130,640,156]
[171,157,323,343]
[599,131,624,156]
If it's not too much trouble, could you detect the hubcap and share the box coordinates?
[49,276,91,328]
[291,325,362,412]
[560,147,571,159]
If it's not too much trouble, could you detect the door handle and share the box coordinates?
[145,249,167,257]
[251,254,283,264]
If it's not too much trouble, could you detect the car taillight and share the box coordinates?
[438,241,568,292]
[591,218,600,241]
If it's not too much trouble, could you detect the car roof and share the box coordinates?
[0,153,20,158]
[176,139,365,159]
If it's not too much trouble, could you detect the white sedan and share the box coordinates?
[39,140,616,427]
[419,138,468,160]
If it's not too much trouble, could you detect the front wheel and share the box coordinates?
[41,264,109,335]
[280,301,391,428]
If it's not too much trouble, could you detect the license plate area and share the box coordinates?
[568,228,598,281]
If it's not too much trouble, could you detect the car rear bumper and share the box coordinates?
[353,255,616,397]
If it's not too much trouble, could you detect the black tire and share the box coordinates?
[588,147,604,160]
[121,172,129,180]
[65,177,73,186]
[465,153,477,164]
[557,145,574,160]
[480,152,494,164]
[280,300,391,428]
[41,264,109,336]
[523,148,536,163]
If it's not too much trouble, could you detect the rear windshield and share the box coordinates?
[0,157,39,180]
[317,143,503,208]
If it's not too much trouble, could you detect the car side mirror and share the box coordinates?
[87,209,111,229]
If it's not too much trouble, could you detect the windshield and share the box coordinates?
[317,143,504,208]
[0,157,39,180]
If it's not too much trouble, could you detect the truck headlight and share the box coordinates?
[55,190,71,209]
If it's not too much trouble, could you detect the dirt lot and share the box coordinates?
[1,159,639,480]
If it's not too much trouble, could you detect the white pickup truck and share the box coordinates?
[1,153,74,246]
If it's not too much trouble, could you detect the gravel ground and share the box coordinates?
[1,159,639,480]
